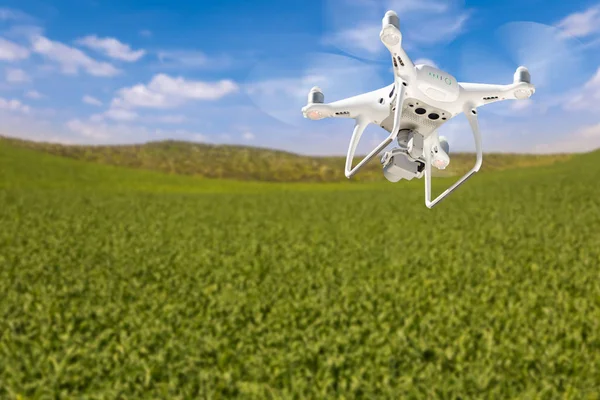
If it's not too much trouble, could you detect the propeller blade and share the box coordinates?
[244,51,388,128]
[496,21,587,91]
[322,0,467,62]
[459,21,589,117]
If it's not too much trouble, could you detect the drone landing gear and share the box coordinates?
[379,107,482,208]
[344,79,406,178]
[423,106,483,208]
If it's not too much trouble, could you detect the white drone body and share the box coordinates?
[301,10,536,208]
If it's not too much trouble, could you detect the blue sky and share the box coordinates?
[1,0,600,155]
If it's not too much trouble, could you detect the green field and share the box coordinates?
[1,139,599,399]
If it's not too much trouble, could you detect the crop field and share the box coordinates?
[1,140,600,399]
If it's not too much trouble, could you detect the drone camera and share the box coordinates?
[382,148,423,182]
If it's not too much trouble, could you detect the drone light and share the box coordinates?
[381,26,400,46]
[514,88,532,99]
[433,159,448,169]
[306,110,323,120]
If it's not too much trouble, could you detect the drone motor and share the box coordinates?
[308,86,324,104]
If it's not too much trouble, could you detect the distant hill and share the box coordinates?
[0,135,573,182]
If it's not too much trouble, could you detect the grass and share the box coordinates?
[1,139,600,399]
[0,135,573,182]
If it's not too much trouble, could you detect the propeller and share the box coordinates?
[459,21,589,117]
[244,0,468,130]
[244,51,388,129]
[321,0,467,62]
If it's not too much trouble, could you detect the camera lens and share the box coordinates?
[428,113,440,120]
[415,107,426,115]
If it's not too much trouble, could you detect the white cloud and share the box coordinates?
[104,108,138,121]
[5,67,30,83]
[66,119,111,140]
[111,73,239,109]
[66,119,149,141]
[155,114,186,124]
[157,50,207,67]
[192,133,208,142]
[112,84,169,108]
[89,114,103,123]
[152,50,237,72]
[153,50,236,70]
[0,8,20,20]
[82,95,103,106]
[0,7,34,22]
[139,29,152,38]
[325,24,382,55]
[31,35,120,77]
[4,24,44,40]
[534,122,600,153]
[242,131,255,140]
[428,13,471,43]
[564,67,600,111]
[557,5,600,38]
[0,37,30,61]
[0,96,30,113]
[75,35,146,62]
[65,118,210,144]
[0,113,74,144]
[149,74,238,100]
[88,107,138,122]
[510,98,533,111]
[414,58,439,68]
[25,90,44,99]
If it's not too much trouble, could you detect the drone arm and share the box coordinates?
[386,43,416,81]
[424,105,482,208]
[302,87,392,121]
[459,81,535,108]
[380,11,416,81]
[345,81,405,178]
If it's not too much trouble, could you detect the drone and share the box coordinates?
[301,10,536,208]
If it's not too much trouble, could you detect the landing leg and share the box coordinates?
[344,81,406,178]
[424,106,483,208]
